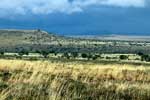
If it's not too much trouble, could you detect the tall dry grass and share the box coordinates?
[0,59,149,100]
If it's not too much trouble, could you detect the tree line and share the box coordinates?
[1,49,150,62]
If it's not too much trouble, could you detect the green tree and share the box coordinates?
[41,51,49,58]
[63,53,70,59]
[119,55,128,60]
[92,55,98,60]
[141,55,150,62]
[87,54,93,60]
[35,50,41,54]
[0,51,4,55]
[137,52,144,56]
[81,53,88,58]
[71,52,78,58]
[18,50,29,57]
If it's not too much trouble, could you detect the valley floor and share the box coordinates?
[0,59,149,100]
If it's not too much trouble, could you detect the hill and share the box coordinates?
[0,29,61,46]
[1,29,150,54]
[0,29,68,52]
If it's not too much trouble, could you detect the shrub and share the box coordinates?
[137,52,144,56]
[141,55,150,62]
[40,51,49,58]
[106,56,111,59]
[18,50,29,56]
[119,55,128,60]
[71,52,78,58]
[92,55,98,60]
[87,54,93,60]
[0,51,4,55]
[81,53,88,58]
[29,57,38,61]
[63,53,70,59]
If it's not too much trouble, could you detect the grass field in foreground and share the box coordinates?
[0,59,149,100]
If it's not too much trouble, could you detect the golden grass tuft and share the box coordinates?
[0,59,149,100]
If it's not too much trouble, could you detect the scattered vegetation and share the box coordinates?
[0,29,150,99]
[119,55,128,60]
[0,59,149,100]
[1,30,150,54]
[40,51,49,58]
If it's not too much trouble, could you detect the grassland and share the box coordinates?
[0,29,150,100]
[0,59,149,100]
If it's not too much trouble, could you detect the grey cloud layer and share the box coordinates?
[0,0,147,16]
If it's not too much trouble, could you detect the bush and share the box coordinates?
[63,53,70,59]
[137,52,144,56]
[29,57,38,61]
[0,51,4,55]
[81,53,88,58]
[16,55,22,59]
[40,51,49,58]
[71,52,78,58]
[18,50,29,56]
[92,55,98,60]
[81,53,97,60]
[141,55,150,62]
[106,56,111,59]
[87,54,93,60]
[119,55,128,60]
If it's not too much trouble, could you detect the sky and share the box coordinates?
[0,0,150,35]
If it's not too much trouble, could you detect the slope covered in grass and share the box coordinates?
[0,59,149,100]
[1,29,150,54]
[0,29,60,46]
